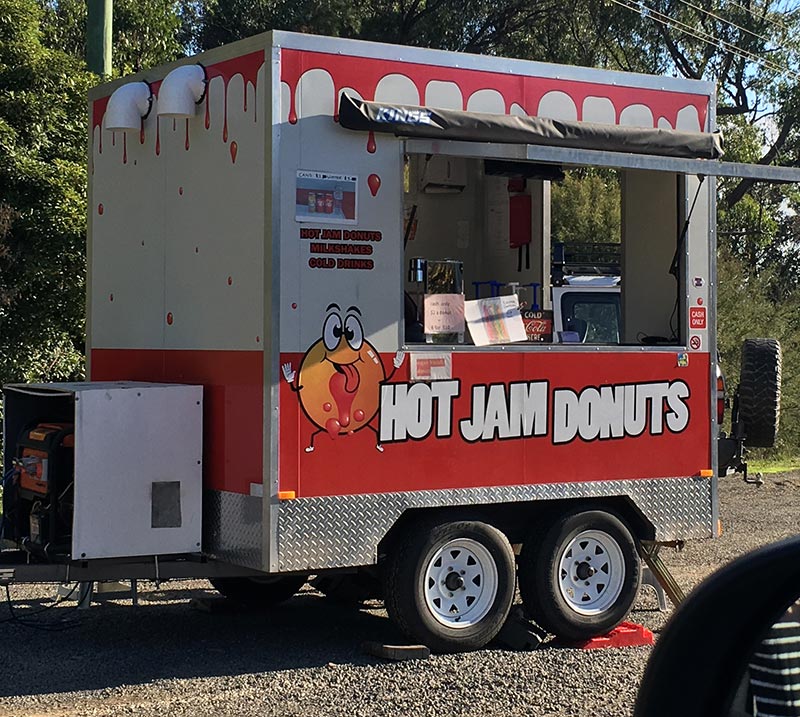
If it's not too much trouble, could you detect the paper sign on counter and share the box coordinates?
[464,295,528,346]
[424,294,465,335]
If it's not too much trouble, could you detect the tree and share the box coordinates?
[39,0,192,76]
[0,0,94,385]
[551,169,621,247]
[194,0,633,68]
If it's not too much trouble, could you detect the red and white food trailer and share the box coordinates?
[0,31,790,652]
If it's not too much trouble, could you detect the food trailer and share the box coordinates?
[0,31,790,652]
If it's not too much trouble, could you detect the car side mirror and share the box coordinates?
[634,535,800,717]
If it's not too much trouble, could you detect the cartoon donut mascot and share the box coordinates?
[282,304,405,452]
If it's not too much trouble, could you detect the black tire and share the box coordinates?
[383,520,515,653]
[519,509,640,642]
[738,338,781,448]
[311,572,382,605]
[209,575,307,606]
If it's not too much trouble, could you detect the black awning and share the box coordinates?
[338,94,724,161]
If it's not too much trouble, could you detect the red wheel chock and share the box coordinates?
[565,622,654,649]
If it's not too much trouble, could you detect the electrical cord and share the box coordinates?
[1,582,82,631]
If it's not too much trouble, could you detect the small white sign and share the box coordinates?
[296,170,357,224]
[410,353,453,381]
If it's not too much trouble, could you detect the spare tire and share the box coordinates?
[738,338,781,448]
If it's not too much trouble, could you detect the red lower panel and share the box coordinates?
[279,350,711,498]
[91,349,263,494]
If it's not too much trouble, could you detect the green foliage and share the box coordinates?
[194,0,648,69]
[40,0,190,76]
[551,169,620,246]
[0,0,93,387]
[716,249,800,457]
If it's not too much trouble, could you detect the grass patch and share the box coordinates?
[748,458,800,474]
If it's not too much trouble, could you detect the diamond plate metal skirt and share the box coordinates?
[275,476,713,572]
[204,490,263,569]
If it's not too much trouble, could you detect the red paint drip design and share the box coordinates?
[123,133,127,164]
[203,52,264,139]
[367,131,376,153]
[166,312,173,325]
[185,119,190,150]
[92,55,265,161]
[179,186,183,196]
[97,203,104,215]
[223,84,229,143]
[278,48,711,132]
[367,174,381,197]
[227,276,233,285]
[91,95,110,153]
[230,141,238,163]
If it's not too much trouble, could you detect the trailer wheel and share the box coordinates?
[519,510,640,642]
[738,338,781,448]
[209,575,307,606]
[383,520,515,653]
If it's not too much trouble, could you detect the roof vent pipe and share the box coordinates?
[157,64,207,118]
[105,82,153,132]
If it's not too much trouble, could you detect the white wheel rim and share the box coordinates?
[423,538,499,629]
[557,530,625,615]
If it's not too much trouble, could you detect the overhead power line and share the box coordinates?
[726,0,795,35]
[674,0,776,46]
[609,0,798,79]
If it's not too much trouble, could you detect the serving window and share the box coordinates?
[402,151,687,348]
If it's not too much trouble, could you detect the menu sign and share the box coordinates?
[424,294,465,335]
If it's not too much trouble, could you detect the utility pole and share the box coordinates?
[87,0,112,77]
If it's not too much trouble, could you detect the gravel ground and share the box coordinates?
[0,472,797,717]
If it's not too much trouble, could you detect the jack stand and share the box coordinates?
[638,541,685,608]
[57,581,92,606]
[77,581,93,609]
[744,467,764,485]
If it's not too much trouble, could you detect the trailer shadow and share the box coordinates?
[0,582,406,697]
